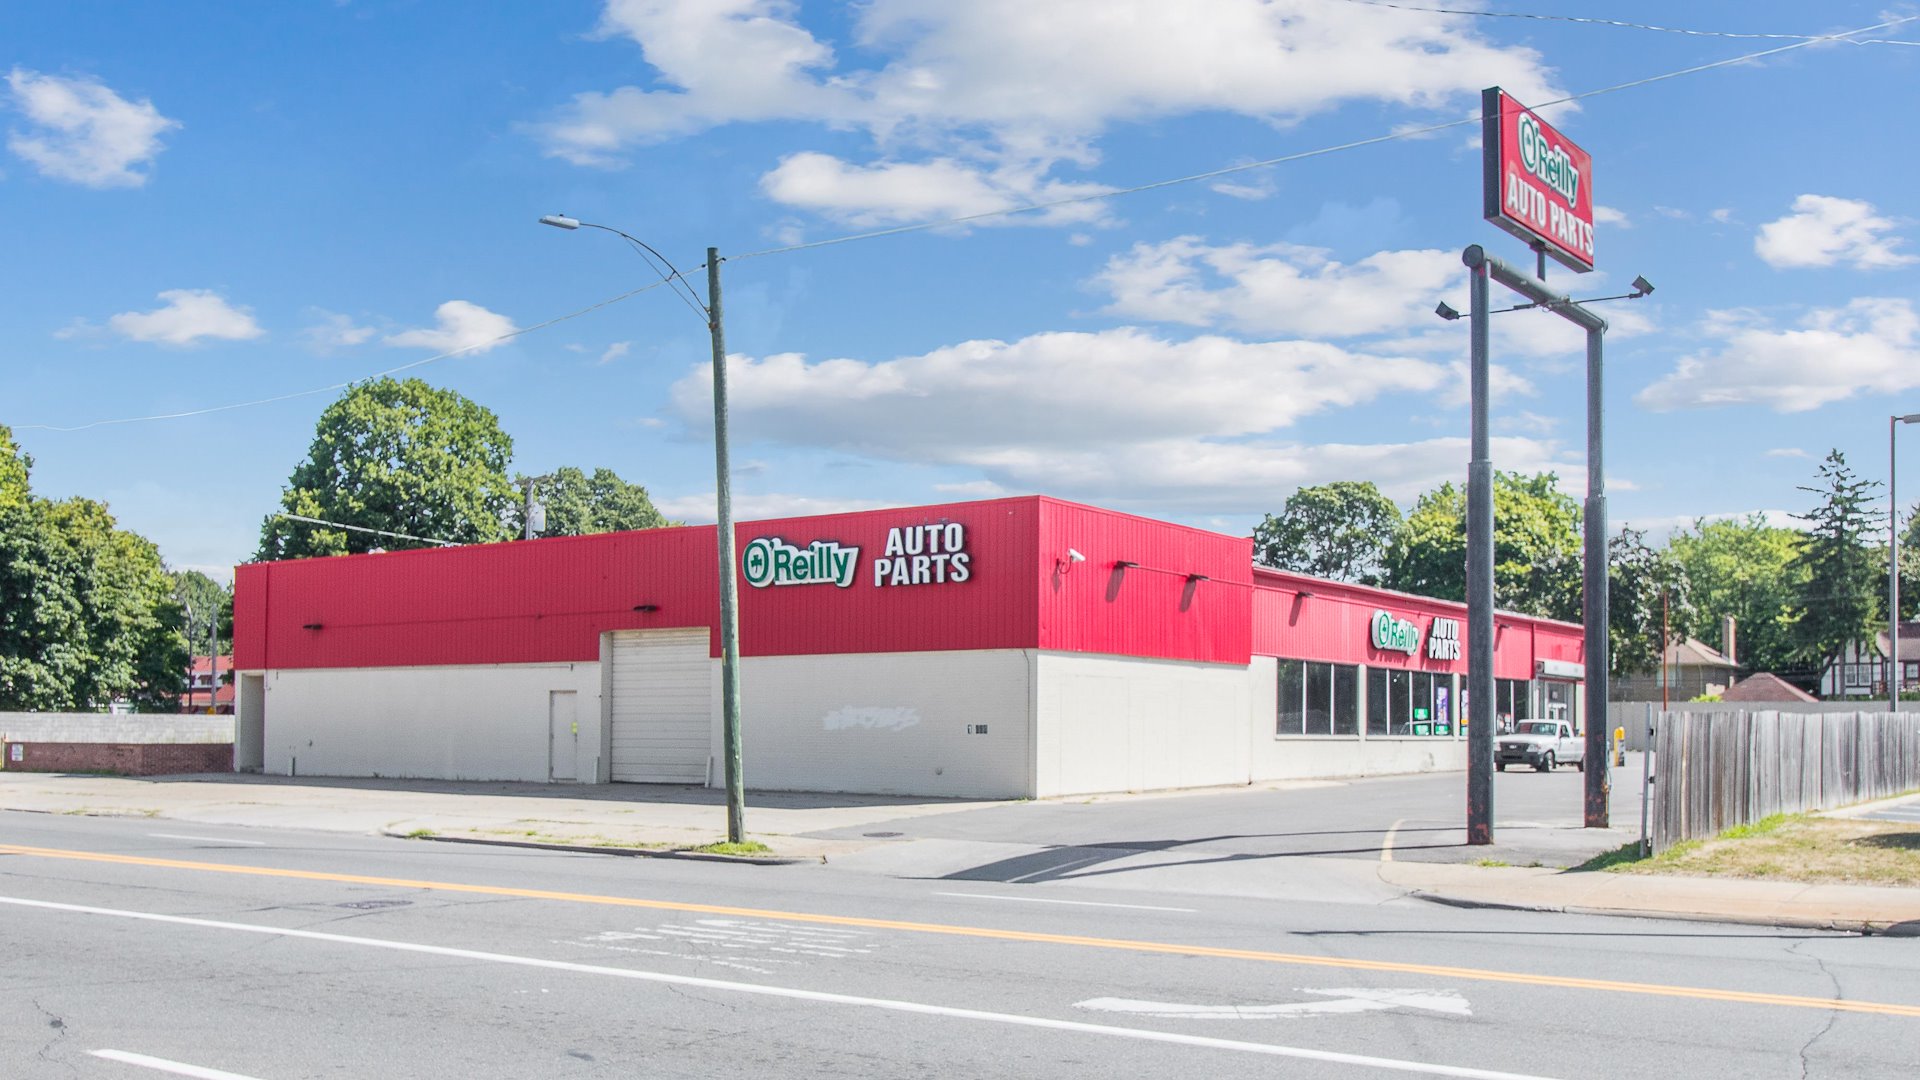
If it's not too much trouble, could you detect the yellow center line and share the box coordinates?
[4,842,1915,1019]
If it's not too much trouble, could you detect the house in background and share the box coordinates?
[1719,672,1818,704]
[1611,618,1741,702]
[1818,622,1920,699]
[181,654,234,714]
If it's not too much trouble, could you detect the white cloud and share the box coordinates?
[300,310,376,354]
[656,491,906,523]
[535,0,1562,227]
[105,289,264,346]
[672,329,1448,453]
[1755,195,1915,270]
[658,326,1558,511]
[1765,447,1808,459]
[1591,205,1630,229]
[1621,509,1803,538]
[759,152,1114,229]
[1709,208,1735,224]
[1093,237,1462,338]
[384,300,519,354]
[933,479,1012,498]
[1637,298,1920,412]
[599,341,631,365]
[5,68,179,188]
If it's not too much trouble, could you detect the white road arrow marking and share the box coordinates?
[1076,988,1471,1020]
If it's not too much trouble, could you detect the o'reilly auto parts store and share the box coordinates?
[231,496,1585,798]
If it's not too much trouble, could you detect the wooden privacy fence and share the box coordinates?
[1652,710,1920,852]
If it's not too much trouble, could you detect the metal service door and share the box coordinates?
[608,628,712,784]
[548,690,579,782]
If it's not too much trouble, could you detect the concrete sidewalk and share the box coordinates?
[3,771,1916,933]
[0,771,988,861]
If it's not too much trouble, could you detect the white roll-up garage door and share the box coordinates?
[609,628,712,784]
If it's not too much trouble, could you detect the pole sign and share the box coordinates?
[1482,87,1594,273]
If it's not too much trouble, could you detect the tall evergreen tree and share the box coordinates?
[1789,449,1884,673]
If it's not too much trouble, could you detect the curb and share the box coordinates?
[380,829,824,865]
[1409,889,1918,936]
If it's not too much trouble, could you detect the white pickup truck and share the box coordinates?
[1495,720,1585,772]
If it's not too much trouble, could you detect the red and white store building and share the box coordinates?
[231,496,1586,798]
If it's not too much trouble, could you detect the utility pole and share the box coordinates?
[1661,587,1670,712]
[709,248,746,844]
[516,474,554,540]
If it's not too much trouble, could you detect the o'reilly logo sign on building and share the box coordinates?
[741,522,975,590]
[1370,611,1420,656]
[742,537,860,589]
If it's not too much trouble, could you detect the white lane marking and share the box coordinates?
[91,1049,267,1079]
[933,891,1197,914]
[1381,819,1405,864]
[15,896,1558,1080]
[1078,988,1472,1020]
[148,834,266,846]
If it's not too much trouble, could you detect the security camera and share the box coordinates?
[1068,548,1086,563]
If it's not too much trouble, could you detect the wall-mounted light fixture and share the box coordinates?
[1295,590,1316,599]
[1186,573,1211,583]
[301,622,324,631]
[632,604,660,613]
[1114,560,1139,569]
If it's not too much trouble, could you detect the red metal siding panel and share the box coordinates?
[1036,499,1252,664]
[1251,568,1584,678]
[247,498,1042,671]
[735,498,1039,657]
[247,525,723,671]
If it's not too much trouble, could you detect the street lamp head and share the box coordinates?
[1435,301,1462,322]
[1900,414,1920,425]
[1630,275,1655,298]
[539,214,581,230]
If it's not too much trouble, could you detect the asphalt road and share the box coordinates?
[5,809,1917,1079]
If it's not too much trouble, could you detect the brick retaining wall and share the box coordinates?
[3,741,233,776]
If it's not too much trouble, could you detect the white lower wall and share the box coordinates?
[262,662,601,782]
[735,649,1034,799]
[1034,652,1252,797]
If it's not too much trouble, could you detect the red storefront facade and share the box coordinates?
[233,497,1583,797]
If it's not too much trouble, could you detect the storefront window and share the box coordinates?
[1333,665,1359,735]
[1277,660,1305,735]
[1365,668,1388,735]
[1387,669,1412,734]
[1543,679,1578,732]
[1277,659,1359,736]
[1495,678,1531,732]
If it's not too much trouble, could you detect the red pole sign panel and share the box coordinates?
[1481,87,1594,273]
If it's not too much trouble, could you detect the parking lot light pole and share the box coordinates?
[539,216,747,843]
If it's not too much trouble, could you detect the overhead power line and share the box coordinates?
[17,13,1916,434]
[275,513,458,548]
[731,13,1917,262]
[1321,0,1920,45]
[17,278,678,434]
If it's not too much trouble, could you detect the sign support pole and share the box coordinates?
[1466,249,1495,846]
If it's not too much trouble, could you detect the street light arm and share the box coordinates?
[549,218,712,323]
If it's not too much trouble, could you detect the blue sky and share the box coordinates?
[5,1,1918,581]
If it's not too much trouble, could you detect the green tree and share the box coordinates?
[1607,526,1695,679]
[0,424,29,510]
[518,466,676,538]
[171,570,234,654]
[1788,449,1883,671]
[257,378,516,559]
[1381,472,1583,617]
[1669,514,1807,675]
[0,496,186,712]
[1253,481,1401,583]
